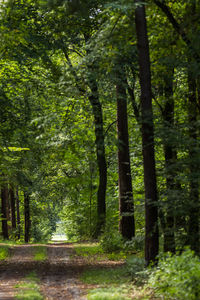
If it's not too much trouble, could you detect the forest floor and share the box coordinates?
[0,242,140,300]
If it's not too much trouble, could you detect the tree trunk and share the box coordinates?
[16,188,21,240]
[187,68,199,253]
[88,77,107,237]
[24,192,30,243]
[162,70,176,253]
[135,1,159,265]
[1,184,9,239]
[10,185,16,233]
[116,66,135,239]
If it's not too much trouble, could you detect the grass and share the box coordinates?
[32,246,47,261]
[81,266,134,299]
[15,271,43,300]
[74,242,127,261]
[76,242,150,299]
[81,266,130,285]
[0,245,10,260]
[87,287,132,300]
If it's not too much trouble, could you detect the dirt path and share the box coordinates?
[0,243,87,300]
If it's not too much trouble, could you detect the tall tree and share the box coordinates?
[1,182,9,239]
[135,0,159,264]
[162,69,176,253]
[16,187,21,240]
[10,185,16,233]
[24,192,30,243]
[187,65,199,253]
[116,64,135,239]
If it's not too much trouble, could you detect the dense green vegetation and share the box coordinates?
[0,245,10,260]
[0,0,200,297]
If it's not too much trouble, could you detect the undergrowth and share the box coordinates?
[77,241,149,299]
[0,245,10,260]
[74,243,127,261]
[147,249,200,300]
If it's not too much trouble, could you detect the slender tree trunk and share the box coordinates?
[24,192,30,243]
[16,188,21,240]
[1,184,9,239]
[157,70,176,253]
[88,77,107,236]
[84,31,107,237]
[162,73,176,253]
[187,68,199,253]
[116,66,135,239]
[10,185,16,233]
[135,1,159,265]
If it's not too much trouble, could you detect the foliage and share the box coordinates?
[124,235,144,252]
[0,245,10,260]
[125,256,146,283]
[148,249,200,300]
[0,0,200,267]
[100,229,124,253]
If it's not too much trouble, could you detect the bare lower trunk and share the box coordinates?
[16,188,21,240]
[135,1,159,265]
[187,69,199,253]
[10,185,16,232]
[116,66,135,239]
[1,184,9,239]
[88,79,107,237]
[162,70,176,253]
[24,192,30,243]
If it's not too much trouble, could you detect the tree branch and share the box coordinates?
[62,46,86,94]
[153,0,200,61]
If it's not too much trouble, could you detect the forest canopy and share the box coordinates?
[0,0,200,266]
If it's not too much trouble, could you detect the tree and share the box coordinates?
[10,184,17,235]
[24,192,30,243]
[135,0,159,264]
[1,181,9,240]
[116,63,135,239]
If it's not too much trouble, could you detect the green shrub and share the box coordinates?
[148,249,200,300]
[124,235,144,252]
[100,230,124,253]
[126,256,145,281]
[0,245,10,260]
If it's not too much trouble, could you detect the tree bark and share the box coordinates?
[1,184,9,239]
[135,1,159,265]
[16,187,21,240]
[10,185,16,232]
[162,70,176,253]
[88,77,107,237]
[187,68,199,253]
[24,192,30,243]
[116,66,135,239]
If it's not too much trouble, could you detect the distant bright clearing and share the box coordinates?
[51,233,68,241]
